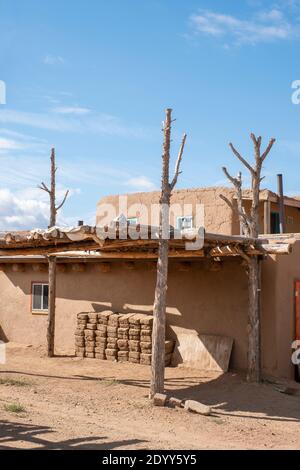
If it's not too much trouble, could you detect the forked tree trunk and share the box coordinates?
[150,109,186,397]
[48,149,56,357]
[247,257,261,382]
[221,134,275,382]
[39,148,69,358]
[151,109,172,397]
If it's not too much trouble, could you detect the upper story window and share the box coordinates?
[127,217,138,225]
[176,216,193,230]
[270,212,280,234]
[32,283,49,312]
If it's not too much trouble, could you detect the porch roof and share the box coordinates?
[0,224,293,259]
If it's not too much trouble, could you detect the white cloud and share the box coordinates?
[190,7,299,46]
[125,176,157,191]
[0,188,49,230]
[43,55,65,65]
[0,137,23,151]
[52,106,91,115]
[0,129,48,154]
[0,109,148,138]
[0,185,81,231]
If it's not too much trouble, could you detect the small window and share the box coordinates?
[32,283,49,312]
[176,216,193,230]
[127,217,138,225]
[287,215,294,225]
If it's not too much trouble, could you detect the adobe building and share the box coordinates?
[0,186,299,381]
[97,187,300,235]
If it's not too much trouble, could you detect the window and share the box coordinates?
[287,215,294,225]
[176,216,193,230]
[32,283,49,312]
[271,212,280,234]
[127,217,138,225]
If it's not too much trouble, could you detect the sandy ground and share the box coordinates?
[0,343,299,450]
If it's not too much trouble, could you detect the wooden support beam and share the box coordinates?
[0,241,99,256]
[71,263,86,273]
[263,200,271,234]
[208,260,223,272]
[57,264,67,273]
[124,261,135,270]
[11,263,25,272]
[32,263,48,273]
[95,262,111,273]
[277,174,286,234]
[177,261,191,272]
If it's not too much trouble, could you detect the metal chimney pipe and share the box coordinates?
[277,174,286,234]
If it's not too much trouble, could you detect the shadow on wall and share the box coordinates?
[2,259,248,369]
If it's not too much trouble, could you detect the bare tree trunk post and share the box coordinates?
[221,134,275,382]
[247,257,261,382]
[151,109,172,397]
[150,109,186,397]
[50,148,56,228]
[38,148,69,358]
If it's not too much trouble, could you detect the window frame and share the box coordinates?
[270,211,280,234]
[176,215,193,230]
[31,282,49,314]
[127,217,138,225]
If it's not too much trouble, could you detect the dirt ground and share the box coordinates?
[0,343,299,450]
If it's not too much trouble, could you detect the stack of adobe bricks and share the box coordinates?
[75,311,174,365]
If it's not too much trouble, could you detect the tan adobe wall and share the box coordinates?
[0,245,298,379]
[261,239,300,379]
[0,259,248,371]
[97,188,300,236]
[96,187,237,235]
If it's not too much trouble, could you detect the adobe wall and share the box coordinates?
[97,189,300,236]
[261,239,300,379]
[0,258,248,371]
[97,188,236,234]
[1,246,298,379]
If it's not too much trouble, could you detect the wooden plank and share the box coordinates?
[172,333,233,372]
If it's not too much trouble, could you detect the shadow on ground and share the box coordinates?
[0,420,146,450]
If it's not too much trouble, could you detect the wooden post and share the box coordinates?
[47,256,56,357]
[247,256,262,382]
[277,174,286,234]
[263,200,270,234]
[221,134,275,382]
[38,148,69,357]
[150,109,186,397]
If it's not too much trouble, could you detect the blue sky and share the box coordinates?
[0,0,300,229]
